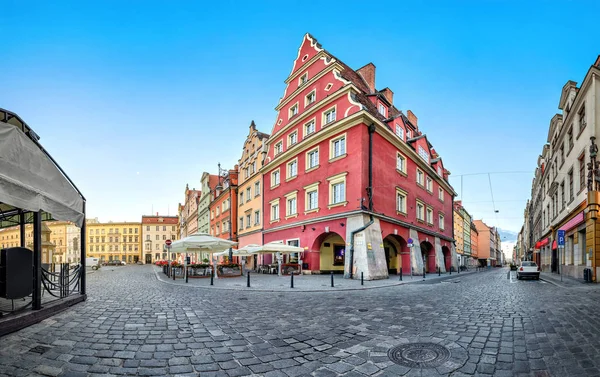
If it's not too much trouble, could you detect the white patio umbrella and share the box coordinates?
[169,233,237,281]
[247,241,304,276]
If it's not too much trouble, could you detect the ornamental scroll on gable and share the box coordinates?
[588,136,600,192]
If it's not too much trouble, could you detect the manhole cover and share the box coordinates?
[29,345,52,354]
[388,342,450,368]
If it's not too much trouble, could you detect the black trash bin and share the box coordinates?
[584,268,592,282]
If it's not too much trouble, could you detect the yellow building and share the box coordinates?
[237,121,269,267]
[453,204,464,262]
[86,219,142,264]
[0,220,79,263]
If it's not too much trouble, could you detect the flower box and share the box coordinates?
[217,263,242,278]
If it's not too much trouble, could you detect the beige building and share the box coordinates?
[0,220,80,263]
[237,121,269,267]
[86,219,142,264]
[179,185,201,238]
[198,173,220,235]
[142,215,178,264]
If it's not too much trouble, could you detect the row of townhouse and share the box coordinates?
[519,56,600,282]
[180,33,460,279]
[453,201,503,268]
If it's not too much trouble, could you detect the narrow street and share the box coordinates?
[1,266,600,376]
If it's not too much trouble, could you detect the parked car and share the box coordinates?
[517,261,540,280]
[86,257,100,270]
[104,260,125,266]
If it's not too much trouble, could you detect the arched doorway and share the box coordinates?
[383,235,408,275]
[442,246,451,271]
[311,232,346,274]
[420,241,435,273]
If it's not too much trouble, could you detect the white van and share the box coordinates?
[86,257,100,270]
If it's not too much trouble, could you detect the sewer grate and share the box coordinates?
[29,345,52,354]
[358,309,368,312]
[388,342,450,369]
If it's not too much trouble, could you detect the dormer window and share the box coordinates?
[378,103,386,116]
[289,103,299,119]
[418,146,430,163]
[437,165,442,176]
[395,124,404,140]
[299,72,308,86]
[406,129,412,139]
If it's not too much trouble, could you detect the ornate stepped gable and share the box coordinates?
[264,33,448,180]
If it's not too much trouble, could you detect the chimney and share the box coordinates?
[380,88,393,105]
[407,110,418,129]
[357,63,376,93]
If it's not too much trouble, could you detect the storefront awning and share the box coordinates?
[535,238,549,249]
[552,240,557,250]
[0,119,84,227]
[559,211,584,233]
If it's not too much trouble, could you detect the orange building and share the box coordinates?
[209,166,239,261]
[471,222,478,261]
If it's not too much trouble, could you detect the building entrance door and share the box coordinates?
[551,249,558,273]
[145,254,152,264]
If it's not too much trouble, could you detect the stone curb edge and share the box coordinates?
[152,267,478,293]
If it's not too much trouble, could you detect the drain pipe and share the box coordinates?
[348,124,376,279]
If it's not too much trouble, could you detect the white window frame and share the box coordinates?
[254,181,260,197]
[270,199,280,222]
[285,190,298,217]
[305,90,316,106]
[323,106,337,126]
[271,169,280,187]
[330,134,346,160]
[304,182,320,212]
[426,206,433,225]
[396,152,406,174]
[438,187,444,202]
[306,147,319,171]
[287,158,298,180]
[254,210,260,226]
[378,103,386,116]
[327,172,348,207]
[395,124,404,140]
[289,102,299,119]
[303,118,316,138]
[288,131,298,147]
[416,168,424,186]
[439,213,445,231]
[298,72,308,86]
[406,129,412,139]
[418,145,430,163]
[396,188,407,215]
[274,141,283,155]
[416,201,425,221]
[426,176,433,193]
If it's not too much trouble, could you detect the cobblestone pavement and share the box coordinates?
[1,266,600,377]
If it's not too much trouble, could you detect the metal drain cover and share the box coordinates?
[29,345,52,354]
[388,342,450,368]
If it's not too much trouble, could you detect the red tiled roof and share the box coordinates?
[141,216,179,225]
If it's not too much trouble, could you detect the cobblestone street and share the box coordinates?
[2,266,600,377]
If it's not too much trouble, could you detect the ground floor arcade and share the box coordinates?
[262,213,457,280]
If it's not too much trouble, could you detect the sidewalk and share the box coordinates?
[153,266,481,292]
[540,271,590,288]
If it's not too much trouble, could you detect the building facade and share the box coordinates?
[474,220,498,267]
[0,220,80,263]
[209,167,238,260]
[141,215,178,264]
[470,222,479,263]
[198,173,220,235]
[237,122,269,268]
[86,220,142,264]
[261,34,456,279]
[179,185,201,238]
[453,203,465,266]
[523,58,600,280]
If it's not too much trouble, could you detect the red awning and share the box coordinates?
[535,238,549,249]
[534,241,541,249]
[552,240,557,250]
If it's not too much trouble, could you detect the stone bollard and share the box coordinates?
[331,271,334,287]
[290,272,294,289]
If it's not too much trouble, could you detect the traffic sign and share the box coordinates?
[557,230,565,248]
[165,239,172,246]
[407,238,414,248]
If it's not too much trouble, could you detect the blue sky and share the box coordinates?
[2,0,599,233]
